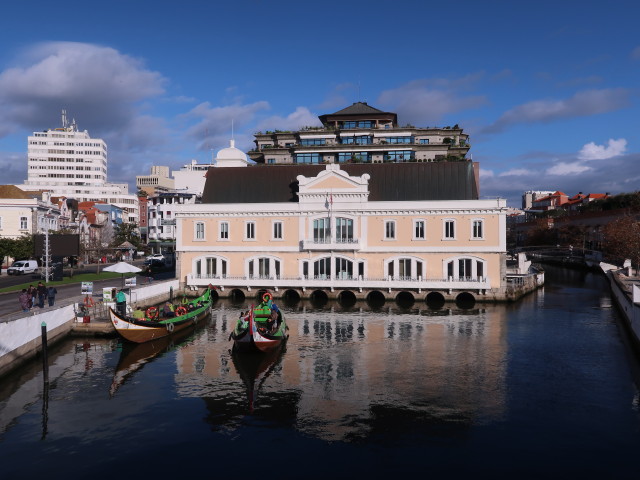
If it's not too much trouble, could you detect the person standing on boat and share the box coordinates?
[116,289,127,316]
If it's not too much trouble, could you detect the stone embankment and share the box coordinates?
[0,279,181,378]
[602,262,640,350]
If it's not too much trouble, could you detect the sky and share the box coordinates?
[0,0,638,207]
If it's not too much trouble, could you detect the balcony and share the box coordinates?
[186,274,491,292]
[301,237,361,251]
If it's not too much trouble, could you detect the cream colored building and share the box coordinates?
[0,186,60,240]
[175,148,508,303]
[136,165,175,196]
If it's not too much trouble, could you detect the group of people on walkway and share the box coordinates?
[18,282,58,312]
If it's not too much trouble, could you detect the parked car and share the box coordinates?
[7,260,39,275]
[146,253,165,261]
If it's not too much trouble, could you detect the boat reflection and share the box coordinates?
[110,326,197,397]
[231,346,286,413]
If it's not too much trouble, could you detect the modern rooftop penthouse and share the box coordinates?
[248,102,470,165]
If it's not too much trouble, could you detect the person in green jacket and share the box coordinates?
[116,290,127,316]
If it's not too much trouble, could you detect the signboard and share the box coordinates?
[160,219,176,225]
[34,234,80,256]
[81,282,93,295]
[125,276,137,287]
[103,287,115,302]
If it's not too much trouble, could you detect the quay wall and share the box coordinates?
[604,266,640,349]
[0,279,180,379]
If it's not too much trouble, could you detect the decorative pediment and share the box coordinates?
[297,164,369,205]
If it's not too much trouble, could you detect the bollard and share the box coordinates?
[41,321,49,384]
[170,286,173,302]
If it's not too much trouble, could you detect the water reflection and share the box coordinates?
[171,300,508,442]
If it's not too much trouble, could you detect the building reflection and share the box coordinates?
[175,299,509,442]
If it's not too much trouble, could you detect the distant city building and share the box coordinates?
[521,190,556,210]
[136,165,175,196]
[147,192,196,253]
[248,102,470,165]
[172,159,214,198]
[0,186,59,240]
[16,111,139,223]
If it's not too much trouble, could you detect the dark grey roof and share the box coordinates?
[330,102,387,116]
[201,162,479,204]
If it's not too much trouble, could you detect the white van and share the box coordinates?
[7,260,39,275]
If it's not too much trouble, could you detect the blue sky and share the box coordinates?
[0,0,638,207]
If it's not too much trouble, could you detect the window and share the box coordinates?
[314,257,331,279]
[444,220,455,239]
[385,136,413,144]
[342,120,373,129]
[419,139,430,144]
[384,151,414,162]
[342,135,372,145]
[414,220,425,239]
[195,222,205,240]
[195,257,227,278]
[295,153,321,164]
[273,221,283,240]
[20,217,28,230]
[385,220,396,240]
[267,158,276,164]
[313,218,330,242]
[338,152,370,163]
[446,257,485,281]
[248,257,280,279]
[472,220,484,239]
[335,217,354,242]
[300,138,326,146]
[245,222,255,240]
[219,222,229,240]
[335,257,353,279]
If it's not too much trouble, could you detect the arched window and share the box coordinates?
[247,256,281,279]
[386,256,424,280]
[444,256,486,281]
[194,256,227,278]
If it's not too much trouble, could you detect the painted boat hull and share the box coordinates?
[231,309,287,353]
[109,289,212,343]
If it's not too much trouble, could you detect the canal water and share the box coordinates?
[1,266,639,479]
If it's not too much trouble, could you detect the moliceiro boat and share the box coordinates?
[109,286,214,343]
[231,292,288,353]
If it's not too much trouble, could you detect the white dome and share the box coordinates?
[215,139,249,165]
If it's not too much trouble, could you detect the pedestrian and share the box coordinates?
[115,289,127,316]
[28,284,36,309]
[37,282,47,308]
[47,286,58,307]
[19,289,30,312]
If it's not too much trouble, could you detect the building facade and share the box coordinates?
[16,112,139,223]
[249,102,470,165]
[148,192,196,253]
[0,186,60,240]
[136,166,175,196]
[175,161,508,303]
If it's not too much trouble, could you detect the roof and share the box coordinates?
[329,102,388,116]
[201,162,479,204]
[0,185,44,199]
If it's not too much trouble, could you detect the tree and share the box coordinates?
[603,215,640,270]
[112,222,141,249]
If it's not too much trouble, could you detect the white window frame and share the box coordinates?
[471,219,484,240]
[194,221,205,241]
[245,221,256,241]
[413,219,426,240]
[443,219,456,240]
[272,221,283,240]
[219,221,229,241]
[20,216,28,230]
[384,220,396,240]
[0,216,3,230]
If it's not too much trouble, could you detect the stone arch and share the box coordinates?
[228,289,245,304]
[337,290,357,308]
[425,291,446,309]
[395,291,415,308]
[366,290,386,309]
[455,291,476,309]
[309,289,329,307]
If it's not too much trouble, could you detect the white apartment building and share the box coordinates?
[16,112,139,223]
[172,159,215,198]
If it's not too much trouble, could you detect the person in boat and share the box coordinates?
[271,303,280,329]
[132,307,145,319]
[163,302,175,318]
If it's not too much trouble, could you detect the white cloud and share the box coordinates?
[546,162,592,176]
[0,42,166,136]
[578,138,627,160]
[377,76,487,125]
[255,106,320,132]
[483,88,630,133]
[499,168,536,177]
[479,168,494,178]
